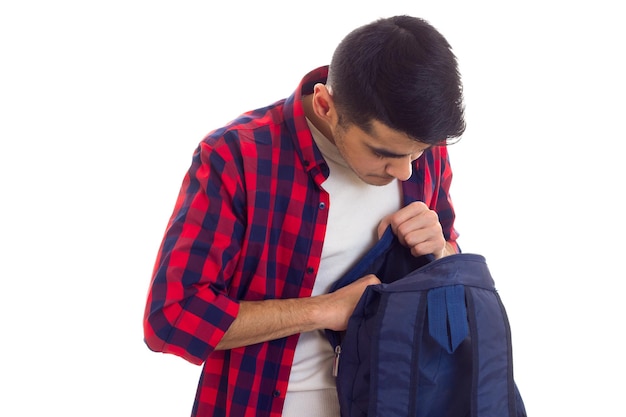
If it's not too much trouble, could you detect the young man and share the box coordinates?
[143,15,466,417]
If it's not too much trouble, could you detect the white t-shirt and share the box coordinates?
[282,120,402,416]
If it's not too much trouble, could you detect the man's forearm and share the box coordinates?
[214,274,380,350]
[214,297,323,350]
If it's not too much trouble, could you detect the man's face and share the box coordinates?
[331,119,430,186]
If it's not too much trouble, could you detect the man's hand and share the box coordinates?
[377,201,452,259]
[319,274,381,331]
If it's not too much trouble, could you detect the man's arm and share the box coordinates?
[215,274,380,350]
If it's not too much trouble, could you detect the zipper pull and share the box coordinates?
[332,345,341,377]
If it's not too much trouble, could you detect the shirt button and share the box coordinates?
[306,267,315,274]
[319,202,326,210]
[273,390,281,398]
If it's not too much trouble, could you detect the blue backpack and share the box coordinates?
[326,227,527,417]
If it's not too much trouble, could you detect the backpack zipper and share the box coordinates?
[332,345,341,377]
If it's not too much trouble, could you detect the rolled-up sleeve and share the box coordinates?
[143,137,245,365]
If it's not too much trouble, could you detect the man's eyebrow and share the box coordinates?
[366,143,430,159]
[367,144,411,159]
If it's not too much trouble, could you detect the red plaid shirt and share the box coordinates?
[143,66,460,417]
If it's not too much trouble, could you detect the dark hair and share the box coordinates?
[327,15,466,145]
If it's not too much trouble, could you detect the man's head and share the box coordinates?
[326,15,466,146]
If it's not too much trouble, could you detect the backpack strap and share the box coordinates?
[427,284,469,354]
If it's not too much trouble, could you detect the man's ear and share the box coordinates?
[311,84,339,125]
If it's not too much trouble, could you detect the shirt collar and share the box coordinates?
[283,66,330,179]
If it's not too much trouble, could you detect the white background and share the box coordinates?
[1,1,624,416]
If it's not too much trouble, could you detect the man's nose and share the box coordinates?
[385,157,413,181]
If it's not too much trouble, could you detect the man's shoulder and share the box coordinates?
[201,99,290,146]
